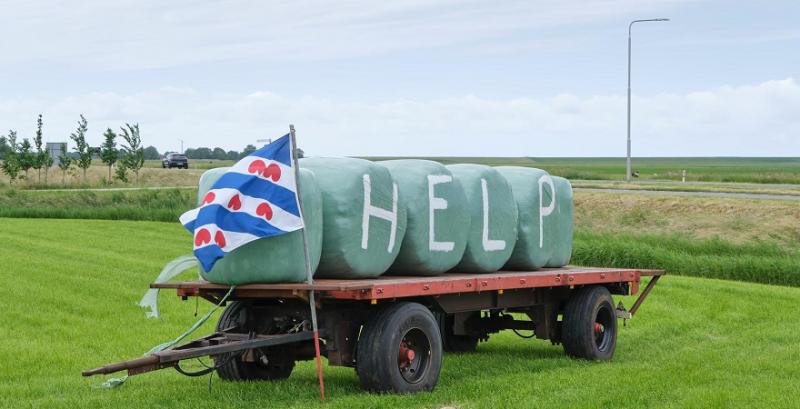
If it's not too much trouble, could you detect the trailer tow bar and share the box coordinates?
[615,273,663,325]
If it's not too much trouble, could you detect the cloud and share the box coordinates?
[1,78,797,157]
[0,0,687,69]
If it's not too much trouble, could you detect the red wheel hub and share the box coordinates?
[594,323,605,335]
[398,341,415,369]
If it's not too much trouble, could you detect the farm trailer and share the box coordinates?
[83,267,664,394]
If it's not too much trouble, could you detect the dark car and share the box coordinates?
[162,153,189,169]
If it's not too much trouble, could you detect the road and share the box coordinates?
[574,187,800,201]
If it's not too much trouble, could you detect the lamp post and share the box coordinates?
[178,138,184,154]
[627,18,669,181]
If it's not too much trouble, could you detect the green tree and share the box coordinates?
[143,145,160,160]
[240,144,257,158]
[57,143,73,187]
[18,138,34,181]
[226,150,239,160]
[32,114,46,183]
[120,123,144,184]
[69,115,92,182]
[99,128,118,181]
[212,147,227,160]
[0,131,21,184]
[0,136,10,160]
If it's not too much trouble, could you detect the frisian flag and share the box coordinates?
[179,134,304,272]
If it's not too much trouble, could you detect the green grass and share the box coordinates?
[1,218,799,408]
[0,188,195,222]
[363,157,800,184]
[572,230,800,287]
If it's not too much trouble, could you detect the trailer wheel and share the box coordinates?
[213,301,295,381]
[562,286,617,361]
[356,302,442,393]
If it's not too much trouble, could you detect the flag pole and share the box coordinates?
[289,124,325,401]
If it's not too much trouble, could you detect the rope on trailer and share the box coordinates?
[512,328,536,339]
[98,286,236,389]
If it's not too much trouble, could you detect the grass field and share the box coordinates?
[363,157,800,184]
[3,157,798,191]
[1,218,799,409]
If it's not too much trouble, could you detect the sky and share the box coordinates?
[0,0,798,157]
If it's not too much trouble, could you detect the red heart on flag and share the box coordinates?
[262,163,282,182]
[194,228,211,247]
[256,202,273,220]
[227,194,242,211]
[202,192,216,205]
[214,231,226,248]
[248,159,266,175]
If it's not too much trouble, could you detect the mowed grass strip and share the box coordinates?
[1,218,800,409]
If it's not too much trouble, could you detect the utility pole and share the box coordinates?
[627,18,669,181]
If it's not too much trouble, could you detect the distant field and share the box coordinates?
[364,157,800,184]
[1,218,799,409]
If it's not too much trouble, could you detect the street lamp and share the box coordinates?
[627,18,669,181]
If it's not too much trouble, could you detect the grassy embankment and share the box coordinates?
[1,187,797,287]
[0,218,799,409]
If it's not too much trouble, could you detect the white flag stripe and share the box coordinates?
[179,207,200,227]
[192,223,261,252]
[199,187,303,232]
[227,156,296,192]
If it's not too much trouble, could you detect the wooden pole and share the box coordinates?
[289,124,325,401]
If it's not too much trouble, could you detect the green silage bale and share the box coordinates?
[195,167,324,284]
[495,166,573,269]
[447,164,518,273]
[300,157,407,278]
[545,176,573,267]
[380,160,470,276]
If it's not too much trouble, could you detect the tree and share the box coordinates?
[32,114,45,183]
[43,147,53,185]
[69,115,92,182]
[99,128,118,181]
[143,145,160,160]
[57,143,72,187]
[0,136,10,160]
[240,144,257,158]
[0,131,21,184]
[226,150,239,160]
[192,147,213,159]
[18,138,34,181]
[120,123,144,184]
[212,147,227,160]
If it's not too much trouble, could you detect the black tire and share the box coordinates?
[441,313,479,353]
[213,301,295,381]
[356,302,442,393]
[562,286,617,361]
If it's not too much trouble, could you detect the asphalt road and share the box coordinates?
[574,187,800,201]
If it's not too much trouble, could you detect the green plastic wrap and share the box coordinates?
[380,160,470,275]
[195,167,324,285]
[495,166,573,270]
[446,164,518,273]
[300,157,407,278]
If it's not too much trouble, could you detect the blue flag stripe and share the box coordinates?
[248,134,292,166]
[209,173,300,216]
[194,245,226,272]
[189,205,291,236]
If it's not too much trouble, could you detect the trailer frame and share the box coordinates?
[83,267,664,393]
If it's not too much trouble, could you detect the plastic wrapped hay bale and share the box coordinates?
[195,167,324,284]
[495,166,573,269]
[300,157,407,278]
[380,160,470,275]
[545,176,573,267]
[446,164,518,273]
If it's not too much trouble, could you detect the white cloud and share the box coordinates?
[0,0,687,69]
[1,78,797,157]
